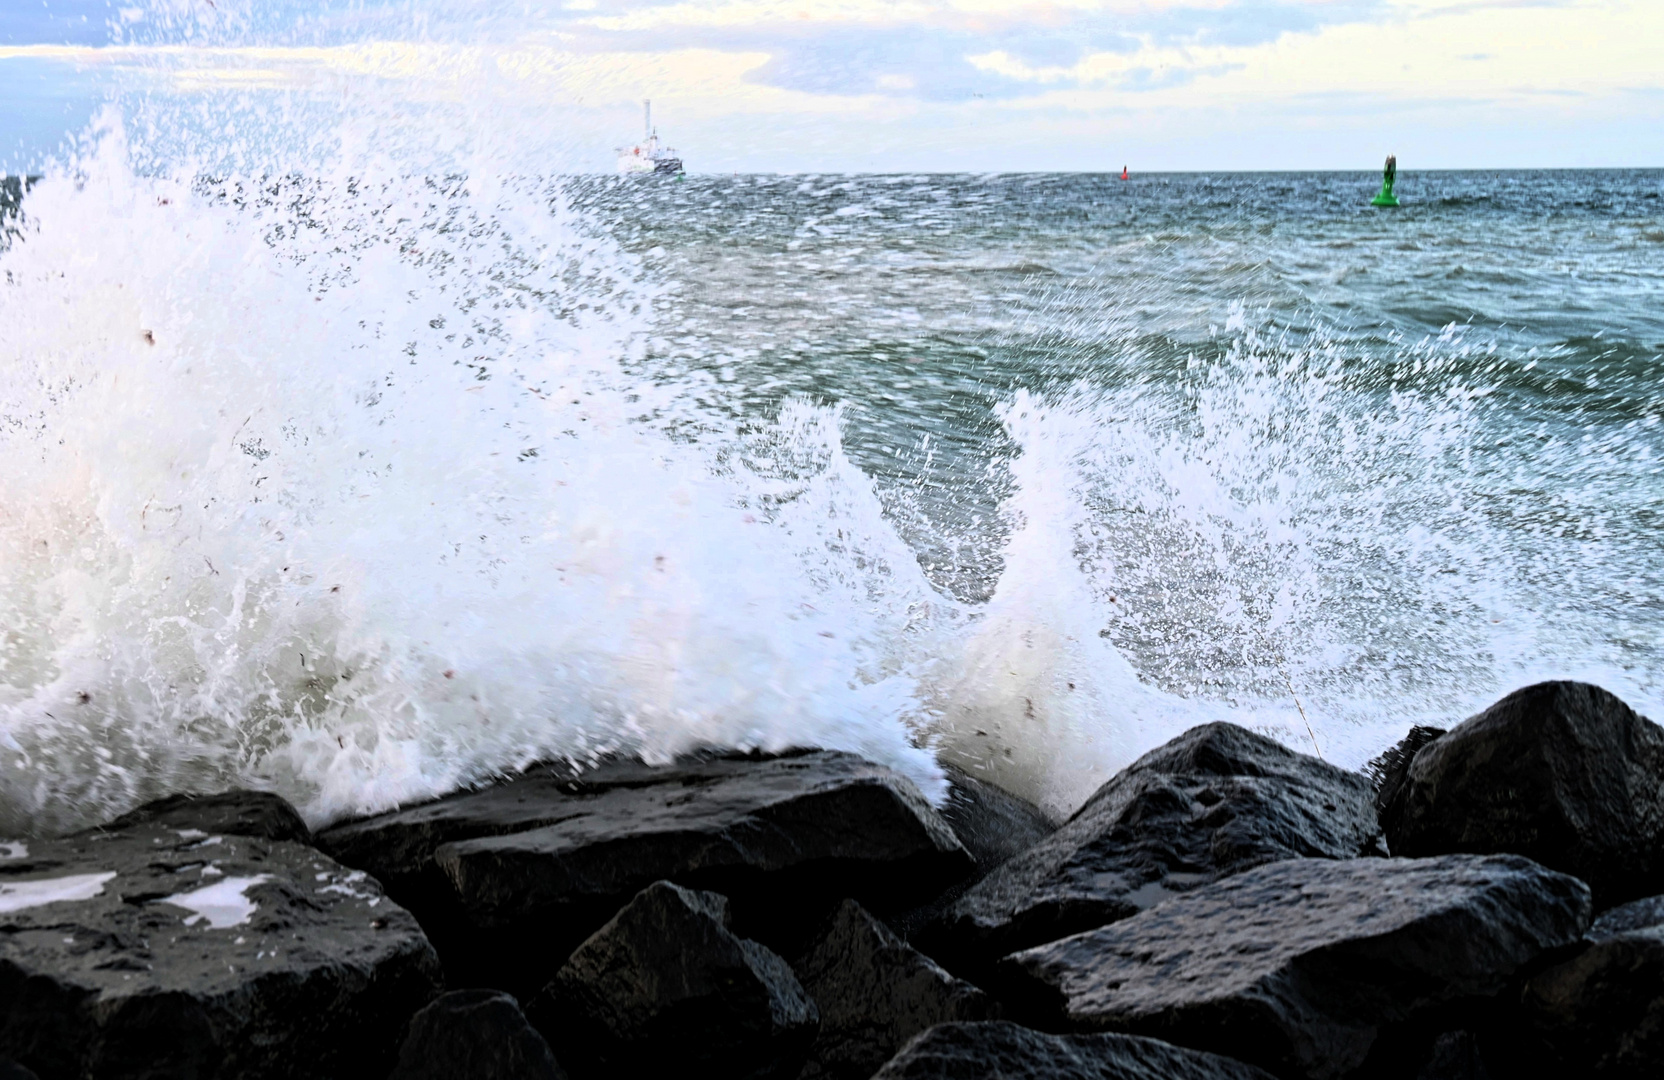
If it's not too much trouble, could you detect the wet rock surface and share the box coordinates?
[389,989,566,1080]
[889,766,1057,941]
[316,748,971,993]
[1518,891,1664,1077]
[527,880,816,1080]
[1383,681,1664,907]
[1002,854,1590,1080]
[0,801,441,1079]
[936,766,1057,876]
[869,1021,1278,1080]
[1412,1031,1492,1080]
[1365,725,1447,830]
[14,684,1660,1080]
[921,723,1382,975]
[794,899,996,1080]
[89,790,312,846]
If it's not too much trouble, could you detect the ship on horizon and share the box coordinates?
[617,100,683,176]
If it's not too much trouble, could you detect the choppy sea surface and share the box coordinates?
[2,99,1661,833]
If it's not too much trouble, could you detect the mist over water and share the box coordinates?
[1,8,1660,833]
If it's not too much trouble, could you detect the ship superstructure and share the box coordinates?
[616,100,683,176]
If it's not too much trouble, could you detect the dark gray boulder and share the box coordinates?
[1411,1031,1492,1080]
[937,766,1057,875]
[888,766,1057,942]
[869,1021,1277,1080]
[1587,892,1664,937]
[920,723,1382,975]
[795,899,997,1080]
[1001,854,1590,1080]
[1365,725,1447,830]
[1518,891,1664,1076]
[1384,681,1664,907]
[89,789,311,845]
[526,880,816,1080]
[390,989,566,1080]
[316,749,971,994]
[0,812,441,1079]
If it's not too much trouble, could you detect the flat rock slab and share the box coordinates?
[1002,855,1590,1080]
[0,807,441,1079]
[1382,681,1664,908]
[870,1021,1277,1080]
[390,989,566,1080]
[1519,891,1664,1076]
[922,723,1381,974]
[527,881,816,1080]
[795,899,997,1080]
[317,749,971,993]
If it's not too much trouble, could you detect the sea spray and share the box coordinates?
[2,4,1659,835]
[0,121,949,833]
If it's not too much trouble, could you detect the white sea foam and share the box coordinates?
[0,871,117,913]
[162,874,271,929]
[0,132,953,831]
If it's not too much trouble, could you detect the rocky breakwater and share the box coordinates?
[311,748,978,995]
[916,722,1385,981]
[999,853,1590,1078]
[0,678,1659,1079]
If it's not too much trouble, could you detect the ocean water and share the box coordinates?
[1,40,1660,834]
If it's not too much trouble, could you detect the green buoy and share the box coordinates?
[1371,154,1400,207]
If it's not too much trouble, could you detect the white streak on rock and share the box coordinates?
[0,871,117,913]
[0,842,28,860]
[318,869,378,904]
[162,875,273,929]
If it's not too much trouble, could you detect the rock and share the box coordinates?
[795,899,997,1080]
[390,989,566,1080]
[1384,681,1664,907]
[0,813,441,1079]
[888,767,1057,942]
[91,789,312,845]
[937,766,1058,875]
[1001,854,1589,1080]
[869,1021,1278,1080]
[1517,890,1664,1076]
[1414,1031,1491,1080]
[316,749,971,994]
[0,1060,35,1080]
[920,723,1382,976]
[1365,725,1447,830]
[526,880,816,1080]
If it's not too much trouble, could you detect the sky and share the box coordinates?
[0,0,1660,172]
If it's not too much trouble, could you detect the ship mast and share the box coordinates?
[643,100,652,142]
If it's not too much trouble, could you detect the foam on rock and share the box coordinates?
[0,791,440,1079]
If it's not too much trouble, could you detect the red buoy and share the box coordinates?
[1120,166,1128,180]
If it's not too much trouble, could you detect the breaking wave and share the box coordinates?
[1,6,1658,833]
